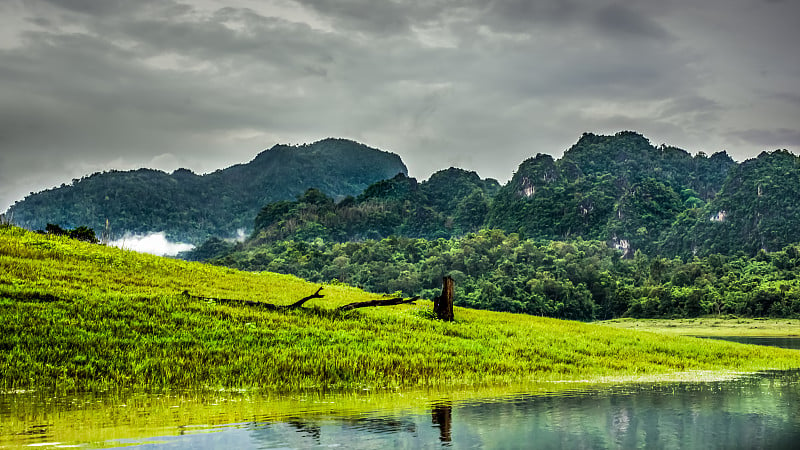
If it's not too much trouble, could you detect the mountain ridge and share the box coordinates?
[211,131,798,260]
[6,138,408,243]
[8,131,799,258]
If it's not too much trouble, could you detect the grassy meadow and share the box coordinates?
[599,317,800,336]
[2,225,799,393]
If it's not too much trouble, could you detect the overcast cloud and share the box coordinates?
[1,0,799,212]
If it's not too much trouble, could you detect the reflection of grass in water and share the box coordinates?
[599,317,800,336]
[3,372,797,448]
[2,225,800,396]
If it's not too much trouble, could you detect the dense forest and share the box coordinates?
[245,168,499,245]
[198,230,800,320]
[6,139,407,243]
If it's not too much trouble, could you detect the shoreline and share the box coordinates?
[597,317,800,336]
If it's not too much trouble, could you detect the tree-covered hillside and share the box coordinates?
[487,131,736,253]
[225,131,798,260]
[241,168,499,245]
[658,150,800,257]
[205,230,800,320]
[185,131,800,263]
[7,139,407,243]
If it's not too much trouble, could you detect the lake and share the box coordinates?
[2,338,799,449]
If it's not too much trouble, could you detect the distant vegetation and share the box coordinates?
[194,131,800,259]
[3,226,799,392]
[245,168,499,245]
[39,223,100,244]
[205,230,800,321]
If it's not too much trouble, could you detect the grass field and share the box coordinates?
[598,317,800,336]
[2,225,799,393]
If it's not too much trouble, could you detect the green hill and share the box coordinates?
[3,225,798,392]
[487,131,736,253]
[241,168,499,246]
[6,138,407,243]
[658,150,800,257]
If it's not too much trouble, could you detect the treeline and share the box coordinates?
[207,230,800,320]
[38,223,100,243]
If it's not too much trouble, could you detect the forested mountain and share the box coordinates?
[658,149,800,257]
[7,139,407,242]
[244,168,500,246]
[229,131,775,258]
[11,130,800,264]
[487,131,736,254]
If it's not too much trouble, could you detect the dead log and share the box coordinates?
[433,276,454,321]
[184,287,420,313]
[285,287,325,309]
[181,287,324,311]
[337,296,419,311]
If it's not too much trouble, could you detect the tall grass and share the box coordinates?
[2,226,799,393]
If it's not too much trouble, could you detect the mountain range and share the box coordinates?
[6,138,407,243]
[214,131,798,259]
[8,131,800,258]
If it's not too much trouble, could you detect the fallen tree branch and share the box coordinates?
[183,288,416,313]
[286,286,325,309]
[182,287,324,311]
[337,296,419,311]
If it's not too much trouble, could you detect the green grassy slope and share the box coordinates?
[2,226,798,393]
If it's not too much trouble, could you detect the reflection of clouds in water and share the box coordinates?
[109,232,194,256]
[611,408,630,436]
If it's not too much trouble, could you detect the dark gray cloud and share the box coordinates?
[591,3,672,40]
[1,0,799,212]
[729,128,800,151]
[40,0,152,16]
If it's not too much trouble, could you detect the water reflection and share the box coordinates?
[2,371,799,449]
[450,372,800,449]
[431,402,452,444]
[244,372,800,449]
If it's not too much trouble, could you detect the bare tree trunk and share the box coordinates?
[433,276,454,321]
[183,287,420,313]
[182,287,324,310]
[337,296,419,311]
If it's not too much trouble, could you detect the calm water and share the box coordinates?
[697,335,800,350]
[2,338,799,449]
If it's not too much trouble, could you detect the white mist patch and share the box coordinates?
[110,232,195,256]
[233,228,247,242]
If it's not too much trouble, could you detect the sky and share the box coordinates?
[1,0,799,213]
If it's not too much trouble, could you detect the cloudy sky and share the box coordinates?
[1,0,799,212]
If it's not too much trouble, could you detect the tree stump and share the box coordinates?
[433,276,454,321]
